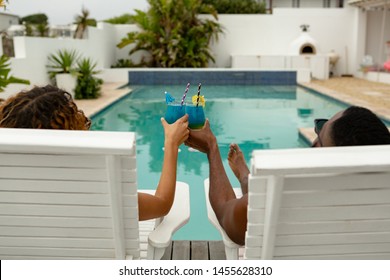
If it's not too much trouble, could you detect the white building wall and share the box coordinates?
[209,7,358,77]
[0,13,19,57]
[351,8,367,74]
[365,9,390,66]
[273,0,294,8]
[0,13,19,32]
[272,0,342,8]
[300,0,323,8]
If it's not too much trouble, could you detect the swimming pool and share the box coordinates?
[91,84,348,240]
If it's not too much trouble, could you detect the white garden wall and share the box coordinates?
[209,7,359,77]
[2,23,132,98]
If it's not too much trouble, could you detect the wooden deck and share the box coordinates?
[160,241,227,260]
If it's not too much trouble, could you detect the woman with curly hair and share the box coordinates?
[0,85,189,221]
[0,85,91,130]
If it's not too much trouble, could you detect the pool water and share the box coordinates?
[91,85,348,240]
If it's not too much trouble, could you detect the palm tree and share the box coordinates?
[117,0,223,68]
[0,55,30,93]
[73,7,97,39]
[36,22,49,37]
[24,23,34,37]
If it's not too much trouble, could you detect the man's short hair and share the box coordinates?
[331,106,390,146]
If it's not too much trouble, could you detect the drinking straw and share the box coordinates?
[196,83,202,107]
[181,82,190,106]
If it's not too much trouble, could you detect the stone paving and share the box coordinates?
[300,77,390,122]
[74,82,129,117]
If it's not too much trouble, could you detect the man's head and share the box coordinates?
[312,106,390,147]
[0,85,91,130]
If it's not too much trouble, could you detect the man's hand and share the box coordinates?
[185,119,217,154]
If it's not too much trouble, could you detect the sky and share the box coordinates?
[3,0,149,25]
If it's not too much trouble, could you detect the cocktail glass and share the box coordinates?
[165,102,186,124]
[186,104,205,129]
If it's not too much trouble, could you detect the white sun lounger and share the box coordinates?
[246,145,390,259]
[204,178,243,259]
[0,128,190,260]
[205,145,390,259]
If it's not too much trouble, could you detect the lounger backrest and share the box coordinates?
[245,145,390,260]
[0,128,139,259]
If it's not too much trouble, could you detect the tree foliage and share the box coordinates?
[202,0,266,14]
[104,13,134,24]
[117,0,223,68]
[20,13,50,37]
[21,13,48,25]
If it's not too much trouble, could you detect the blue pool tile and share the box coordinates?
[128,70,297,86]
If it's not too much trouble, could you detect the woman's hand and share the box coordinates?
[161,114,189,147]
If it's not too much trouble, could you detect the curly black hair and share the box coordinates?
[0,85,90,130]
[331,106,390,146]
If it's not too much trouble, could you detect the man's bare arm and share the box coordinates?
[185,120,248,245]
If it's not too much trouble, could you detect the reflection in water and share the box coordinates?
[91,85,348,240]
[297,108,313,118]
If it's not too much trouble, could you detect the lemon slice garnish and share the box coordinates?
[191,95,206,107]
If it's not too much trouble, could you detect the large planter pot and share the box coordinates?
[55,73,77,99]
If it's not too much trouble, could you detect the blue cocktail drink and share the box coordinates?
[165,102,186,124]
[186,104,205,129]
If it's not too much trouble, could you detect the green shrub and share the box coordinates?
[74,58,103,99]
[111,59,139,68]
[202,0,266,14]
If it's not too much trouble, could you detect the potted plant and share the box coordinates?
[0,54,30,93]
[47,49,79,97]
[74,57,103,99]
